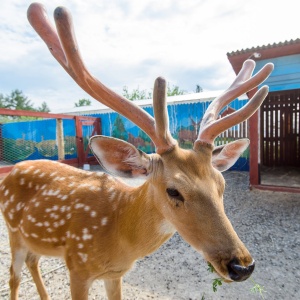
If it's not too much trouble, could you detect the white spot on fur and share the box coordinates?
[101,217,108,226]
[20,178,25,185]
[75,203,84,209]
[90,211,97,218]
[78,252,88,263]
[9,195,15,203]
[60,206,67,213]
[50,213,59,220]
[16,202,24,211]
[27,215,36,222]
[31,233,39,238]
[41,184,47,190]
[82,228,92,240]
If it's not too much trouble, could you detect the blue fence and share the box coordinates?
[0,119,77,163]
[87,98,250,171]
[0,97,250,170]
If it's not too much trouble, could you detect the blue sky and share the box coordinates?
[0,0,299,111]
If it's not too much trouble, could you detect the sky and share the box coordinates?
[0,0,299,112]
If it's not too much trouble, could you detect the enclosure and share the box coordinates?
[0,108,101,175]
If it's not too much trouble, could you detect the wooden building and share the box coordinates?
[227,39,300,192]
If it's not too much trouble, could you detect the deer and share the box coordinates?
[0,2,274,300]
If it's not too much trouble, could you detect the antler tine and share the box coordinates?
[153,77,177,154]
[196,59,274,146]
[27,3,174,152]
[27,3,67,69]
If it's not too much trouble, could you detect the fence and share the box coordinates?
[75,96,250,170]
[261,89,300,167]
[0,108,101,174]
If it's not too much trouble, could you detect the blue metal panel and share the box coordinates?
[89,98,250,170]
[255,54,300,91]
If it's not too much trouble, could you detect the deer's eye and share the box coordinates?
[166,188,184,204]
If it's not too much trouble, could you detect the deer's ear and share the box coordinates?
[89,136,152,178]
[212,139,249,172]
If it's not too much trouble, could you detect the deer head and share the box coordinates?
[17,3,273,297]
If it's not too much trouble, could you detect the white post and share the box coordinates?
[56,118,65,160]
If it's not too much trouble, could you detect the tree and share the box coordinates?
[37,101,50,112]
[0,89,36,111]
[167,84,186,96]
[122,86,152,101]
[122,83,188,101]
[195,85,203,93]
[74,98,92,107]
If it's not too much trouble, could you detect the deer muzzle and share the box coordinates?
[227,258,255,282]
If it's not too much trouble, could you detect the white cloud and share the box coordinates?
[0,0,299,111]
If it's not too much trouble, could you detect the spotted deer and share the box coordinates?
[0,3,273,300]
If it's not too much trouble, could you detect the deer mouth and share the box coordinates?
[208,258,255,283]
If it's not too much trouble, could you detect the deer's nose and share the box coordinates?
[227,258,255,282]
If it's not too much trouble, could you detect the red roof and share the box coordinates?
[227,38,300,75]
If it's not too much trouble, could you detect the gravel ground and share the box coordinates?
[0,171,299,299]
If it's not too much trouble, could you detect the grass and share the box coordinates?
[205,262,266,298]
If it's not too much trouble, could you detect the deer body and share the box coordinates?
[0,2,275,299]
[1,159,176,299]
[1,159,174,273]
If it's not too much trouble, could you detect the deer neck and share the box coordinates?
[116,180,175,258]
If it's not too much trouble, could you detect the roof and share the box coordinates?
[227,38,300,57]
[227,38,300,75]
[54,91,248,115]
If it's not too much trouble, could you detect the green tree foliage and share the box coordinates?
[0,89,36,111]
[167,84,186,96]
[122,86,152,101]
[37,101,50,112]
[0,89,50,113]
[74,98,92,107]
[122,83,190,101]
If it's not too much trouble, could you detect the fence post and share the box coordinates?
[56,118,65,160]
[75,116,84,167]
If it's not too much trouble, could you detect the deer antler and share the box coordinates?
[195,59,274,146]
[27,3,177,154]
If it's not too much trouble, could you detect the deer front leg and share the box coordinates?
[104,278,122,300]
[25,253,50,300]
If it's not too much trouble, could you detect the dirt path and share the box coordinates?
[0,171,299,299]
